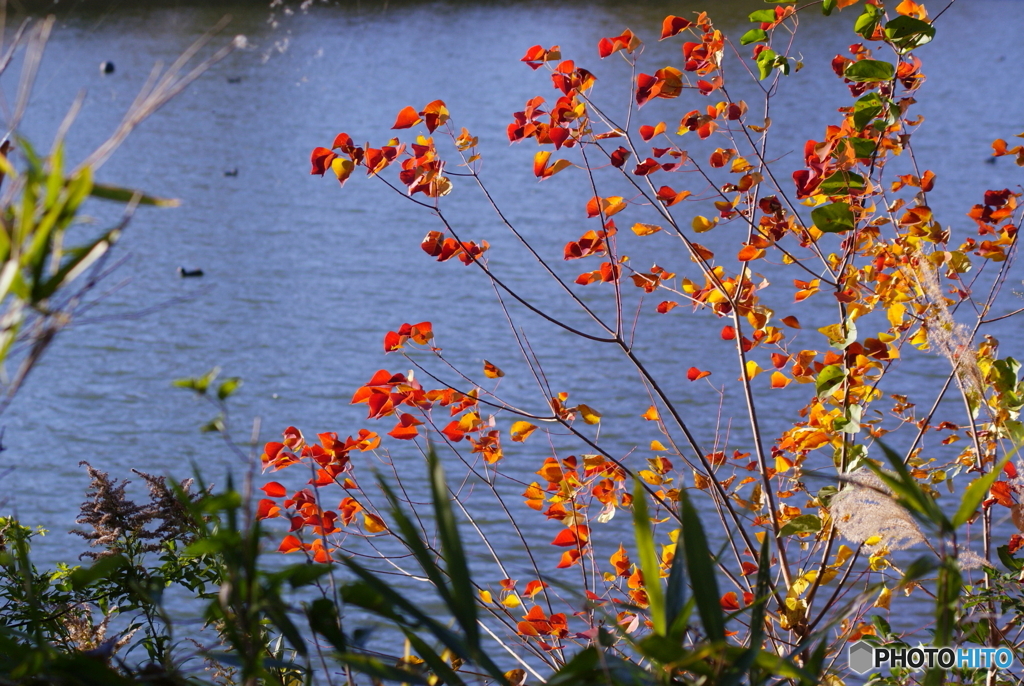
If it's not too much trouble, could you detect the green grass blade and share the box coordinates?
[678,489,725,643]
[632,479,666,635]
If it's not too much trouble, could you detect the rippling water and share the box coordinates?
[4,0,1024,655]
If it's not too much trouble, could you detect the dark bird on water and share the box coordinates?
[227,76,243,84]
[224,168,238,177]
[100,61,115,74]
[985,156,998,165]
[177,267,204,278]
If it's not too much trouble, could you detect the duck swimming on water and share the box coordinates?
[177,267,204,278]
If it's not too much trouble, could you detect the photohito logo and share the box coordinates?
[848,641,1014,674]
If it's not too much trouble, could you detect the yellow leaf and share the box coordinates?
[510,421,537,442]
[331,157,354,181]
[887,302,906,328]
[864,535,882,546]
[875,587,892,609]
[483,360,504,378]
[909,326,930,350]
[479,590,493,604]
[833,545,853,568]
[650,440,667,451]
[502,594,521,608]
[631,223,663,236]
[692,215,718,233]
[775,454,793,473]
[641,406,660,421]
[744,360,764,379]
[578,404,602,425]
[362,513,387,533]
[639,470,663,485]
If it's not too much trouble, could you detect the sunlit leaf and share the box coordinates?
[510,421,537,442]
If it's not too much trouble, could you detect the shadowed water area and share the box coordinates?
[3,0,1024,663]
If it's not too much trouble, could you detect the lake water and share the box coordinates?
[4,0,1024,670]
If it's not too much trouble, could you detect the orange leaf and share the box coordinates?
[990,481,1014,508]
[483,360,505,378]
[641,406,660,421]
[392,105,423,129]
[737,245,765,262]
[388,413,423,440]
[781,316,801,329]
[770,371,791,389]
[278,534,304,553]
[551,528,580,547]
[660,15,692,40]
[420,100,450,133]
[524,580,548,598]
[720,592,740,611]
[656,301,678,314]
[256,499,281,520]
[556,549,582,569]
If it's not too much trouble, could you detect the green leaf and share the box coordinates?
[427,447,480,652]
[748,9,777,22]
[90,183,180,207]
[811,202,855,233]
[664,526,689,640]
[632,479,666,635]
[69,554,128,590]
[821,0,836,15]
[833,404,862,434]
[755,48,777,80]
[819,171,865,196]
[997,545,1023,572]
[869,442,951,533]
[884,15,935,52]
[334,654,427,685]
[844,59,895,82]
[779,514,822,536]
[853,92,885,130]
[217,377,242,400]
[815,364,845,396]
[173,367,220,394]
[740,28,768,45]
[854,3,884,39]
[952,453,1011,528]
[678,489,725,642]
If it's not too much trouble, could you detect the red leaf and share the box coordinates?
[1005,462,1019,479]
[687,367,711,381]
[721,325,736,340]
[261,482,287,498]
[656,301,678,314]
[310,147,337,176]
[441,420,465,443]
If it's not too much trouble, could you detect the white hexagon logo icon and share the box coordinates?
[848,640,875,675]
